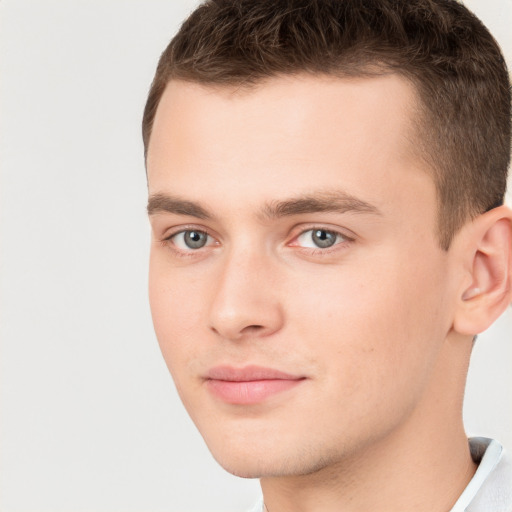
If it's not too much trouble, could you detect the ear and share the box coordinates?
[453,205,512,335]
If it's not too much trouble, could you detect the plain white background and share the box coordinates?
[0,1,510,511]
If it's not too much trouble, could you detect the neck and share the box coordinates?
[261,423,475,512]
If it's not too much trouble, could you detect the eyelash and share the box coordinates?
[291,227,353,253]
[159,226,354,258]
[160,227,216,258]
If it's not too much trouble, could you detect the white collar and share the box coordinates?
[450,437,508,512]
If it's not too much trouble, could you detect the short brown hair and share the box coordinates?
[142,0,511,249]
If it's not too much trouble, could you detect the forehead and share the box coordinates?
[146,74,432,222]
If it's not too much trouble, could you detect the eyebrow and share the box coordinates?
[147,194,212,219]
[260,191,382,219]
[147,190,382,219]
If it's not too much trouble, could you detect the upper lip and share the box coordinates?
[206,365,304,382]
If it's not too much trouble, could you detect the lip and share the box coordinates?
[205,365,306,405]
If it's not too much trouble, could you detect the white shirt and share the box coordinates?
[247,438,512,512]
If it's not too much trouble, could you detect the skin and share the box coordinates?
[146,74,511,511]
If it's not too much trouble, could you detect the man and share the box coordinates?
[143,1,512,510]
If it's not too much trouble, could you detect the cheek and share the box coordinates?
[287,247,449,392]
[276,258,448,447]
[148,253,209,373]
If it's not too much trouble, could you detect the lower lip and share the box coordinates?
[206,378,304,405]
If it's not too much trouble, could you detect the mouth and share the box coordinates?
[204,365,306,405]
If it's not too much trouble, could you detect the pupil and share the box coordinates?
[312,229,336,248]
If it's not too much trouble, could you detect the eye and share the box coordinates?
[295,228,345,249]
[170,230,213,250]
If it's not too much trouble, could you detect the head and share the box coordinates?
[143,0,511,250]
[144,0,512,479]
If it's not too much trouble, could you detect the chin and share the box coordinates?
[212,452,295,479]
[202,430,336,479]
[215,459,269,479]
[204,435,277,478]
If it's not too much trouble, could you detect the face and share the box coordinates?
[146,75,458,478]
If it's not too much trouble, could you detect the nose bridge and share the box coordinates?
[208,242,283,340]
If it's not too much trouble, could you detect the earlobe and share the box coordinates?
[453,206,512,336]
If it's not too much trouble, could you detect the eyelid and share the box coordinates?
[288,224,356,245]
[161,224,217,241]
[160,225,220,253]
[173,231,214,250]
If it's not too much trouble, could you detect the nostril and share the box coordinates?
[242,325,264,333]
[209,324,263,337]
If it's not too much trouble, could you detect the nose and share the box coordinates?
[208,248,284,341]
